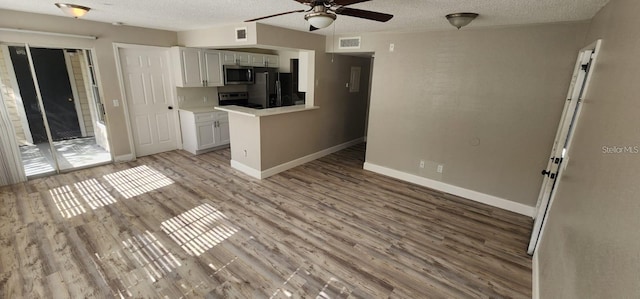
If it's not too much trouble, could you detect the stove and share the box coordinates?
[218,92,263,109]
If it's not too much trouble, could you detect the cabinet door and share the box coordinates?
[216,117,230,145]
[180,48,204,87]
[196,121,216,149]
[221,51,237,65]
[235,52,251,66]
[203,51,223,86]
[250,54,265,67]
[265,55,279,68]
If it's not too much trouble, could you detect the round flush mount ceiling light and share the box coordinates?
[55,3,91,18]
[445,12,479,29]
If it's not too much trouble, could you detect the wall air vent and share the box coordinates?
[339,36,361,49]
[235,27,247,42]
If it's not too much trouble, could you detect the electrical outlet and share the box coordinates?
[112,99,119,107]
[437,165,444,173]
[419,160,425,168]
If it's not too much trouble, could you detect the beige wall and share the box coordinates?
[255,25,370,170]
[337,23,589,207]
[229,113,262,170]
[260,53,371,169]
[538,0,640,297]
[177,23,257,48]
[0,9,177,157]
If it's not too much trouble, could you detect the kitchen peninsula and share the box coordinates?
[215,104,319,179]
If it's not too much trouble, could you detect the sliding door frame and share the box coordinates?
[0,41,114,177]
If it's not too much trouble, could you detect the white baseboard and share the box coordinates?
[114,153,135,162]
[230,160,262,179]
[532,252,539,299]
[261,137,364,179]
[363,162,535,217]
[231,137,365,180]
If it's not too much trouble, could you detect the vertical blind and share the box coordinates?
[0,91,26,186]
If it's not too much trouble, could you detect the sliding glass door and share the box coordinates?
[0,44,111,178]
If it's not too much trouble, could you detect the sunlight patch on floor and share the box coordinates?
[161,204,238,256]
[103,165,173,199]
[50,185,87,218]
[74,178,116,209]
[122,231,182,282]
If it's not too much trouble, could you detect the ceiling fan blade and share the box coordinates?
[245,9,306,22]
[309,25,320,31]
[332,0,371,6]
[335,7,393,22]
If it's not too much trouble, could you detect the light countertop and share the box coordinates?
[178,106,218,113]
[215,105,319,117]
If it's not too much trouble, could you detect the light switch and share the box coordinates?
[389,43,395,52]
[112,99,119,107]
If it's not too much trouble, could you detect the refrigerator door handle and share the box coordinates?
[276,80,282,107]
[247,69,252,82]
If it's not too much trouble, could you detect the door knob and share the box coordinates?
[68,98,74,102]
[168,106,173,110]
[541,170,556,179]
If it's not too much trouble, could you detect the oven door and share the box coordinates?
[224,66,254,85]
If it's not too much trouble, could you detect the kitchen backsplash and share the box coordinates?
[176,87,219,108]
[176,85,250,109]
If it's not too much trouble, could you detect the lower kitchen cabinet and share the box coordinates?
[179,110,230,154]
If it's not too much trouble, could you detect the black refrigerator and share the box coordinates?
[247,68,294,109]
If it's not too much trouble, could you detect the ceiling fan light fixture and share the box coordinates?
[55,3,91,18]
[305,11,336,29]
[446,12,478,29]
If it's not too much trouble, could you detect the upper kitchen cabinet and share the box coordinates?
[222,51,279,68]
[251,54,280,67]
[171,47,223,87]
[250,54,279,67]
[222,51,250,66]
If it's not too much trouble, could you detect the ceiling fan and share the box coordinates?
[245,0,393,31]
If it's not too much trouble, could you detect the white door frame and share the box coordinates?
[528,39,602,255]
[113,43,182,160]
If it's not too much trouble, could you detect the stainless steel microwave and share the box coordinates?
[223,65,254,85]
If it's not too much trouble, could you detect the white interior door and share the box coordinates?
[119,47,177,157]
[527,40,601,255]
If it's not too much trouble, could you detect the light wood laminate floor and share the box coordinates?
[0,144,532,298]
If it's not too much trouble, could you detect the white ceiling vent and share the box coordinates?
[339,36,361,50]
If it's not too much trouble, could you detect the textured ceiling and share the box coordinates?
[0,0,610,34]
